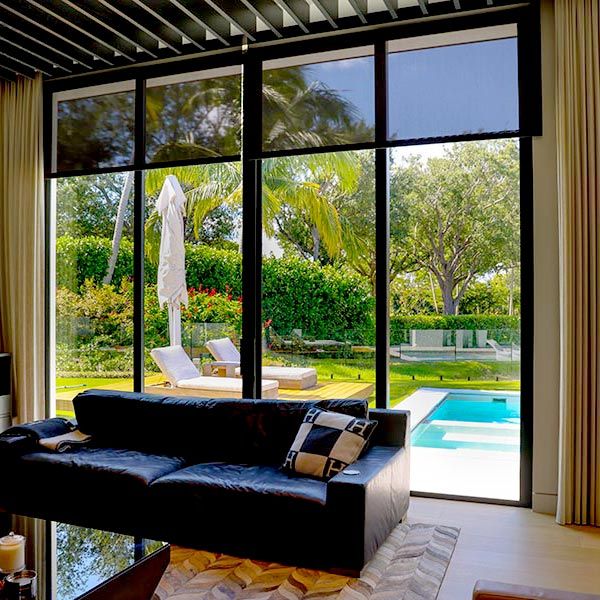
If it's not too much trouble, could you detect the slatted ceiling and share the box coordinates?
[0,0,528,82]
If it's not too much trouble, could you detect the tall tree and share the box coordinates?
[400,140,520,314]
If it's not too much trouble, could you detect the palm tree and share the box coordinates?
[108,63,373,273]
[144,151,362,264]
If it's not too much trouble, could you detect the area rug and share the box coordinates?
[153,523,459,600]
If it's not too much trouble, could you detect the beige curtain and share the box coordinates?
[0,74,45,423]
[556,1,600,526]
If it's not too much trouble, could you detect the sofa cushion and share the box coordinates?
[151,462,326,509]
[149,462,329,561]
[283,408,377,479]
[20,447,186,492]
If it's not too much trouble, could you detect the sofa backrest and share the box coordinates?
[73,390,368,464]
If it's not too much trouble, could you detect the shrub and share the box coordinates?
[57,236,134,289]
[57,236,373,343]
[390,314,520,345]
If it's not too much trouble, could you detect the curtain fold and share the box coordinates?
[555,0,600,526]
[0,74,45,423]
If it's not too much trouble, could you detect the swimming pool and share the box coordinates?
[411,391,521,453]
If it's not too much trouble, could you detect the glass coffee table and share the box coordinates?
[0,512,169,600]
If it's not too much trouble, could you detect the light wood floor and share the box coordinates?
[408,497,600,600]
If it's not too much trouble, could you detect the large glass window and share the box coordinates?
[143,163,243,395]
[48,21,531,505]
[55,84,135,172]
[54,172,134,416]
[263,48,375,152]
[388,33,519,140]
[146,68,241,163]
[388,140,521,500]
[261,150,375,402]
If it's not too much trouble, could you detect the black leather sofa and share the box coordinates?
[0,390,410,574]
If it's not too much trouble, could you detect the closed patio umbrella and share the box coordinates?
[156,175,188,347]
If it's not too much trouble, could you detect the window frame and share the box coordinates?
[44,4,539,508]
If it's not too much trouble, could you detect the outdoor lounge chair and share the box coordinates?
[205,337,318,390]
[150,345,279,399]
[487,339,521,362]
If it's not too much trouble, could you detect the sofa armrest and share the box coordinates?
[369,409,410,448]
[326,445,410,573]
[473,580,600,600]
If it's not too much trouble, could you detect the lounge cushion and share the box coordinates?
[206,337,240,362]
[177,376,278,393]
[151,345,199,386]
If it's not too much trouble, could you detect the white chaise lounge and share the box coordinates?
[150,345,279,399]
[205,337,318,390]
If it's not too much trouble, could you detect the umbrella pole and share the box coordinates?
[168,304,182,347]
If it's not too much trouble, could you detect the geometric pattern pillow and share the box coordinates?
[282,408,377,480]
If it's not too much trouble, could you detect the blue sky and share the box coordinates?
[303,38,519,138]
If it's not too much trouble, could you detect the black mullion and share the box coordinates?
[517,1,542,136]
[241,52,262,399]
[44,179,52,418]
[133,78,146,393]
[374,40,389,409]
[518,136,534,508]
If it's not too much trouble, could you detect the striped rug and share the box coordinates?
[153,523,459,600]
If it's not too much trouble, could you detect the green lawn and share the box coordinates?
[56,359,519,412]
[308,358,520,406]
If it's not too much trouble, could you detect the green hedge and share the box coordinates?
[57,236,373,343]
[390,314,520,345]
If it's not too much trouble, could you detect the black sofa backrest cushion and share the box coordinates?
[73,390,368,464]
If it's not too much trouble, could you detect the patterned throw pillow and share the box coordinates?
[283,407,377,480]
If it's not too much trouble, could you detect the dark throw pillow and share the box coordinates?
[282,407,377,480]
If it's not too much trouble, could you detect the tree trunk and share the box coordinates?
[440,278,459,315]
[311,226,320,262]
[103,171,135,285]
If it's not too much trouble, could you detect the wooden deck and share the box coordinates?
[56,376,374,415]
[278,381,374,400]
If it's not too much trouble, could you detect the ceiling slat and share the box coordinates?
[272,0,309,33]
[57,0,158,59]
[168,0,230,46]
[202,0,256,41]
[0,48,52,76]
[0,64,18,82]
[0,16,93,69]
[239,0,283,38]
[347,0,368,24]
[95,0,182,54]
[0,53,35,78]
[310,0,338,29]
[24,0,136,62]
[128,0,205,51]
[0,1,113,66]
[0,0,530,81]
[381,0,398,19]
[0,32,71,72]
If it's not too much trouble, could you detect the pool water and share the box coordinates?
[411,392,520,452]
